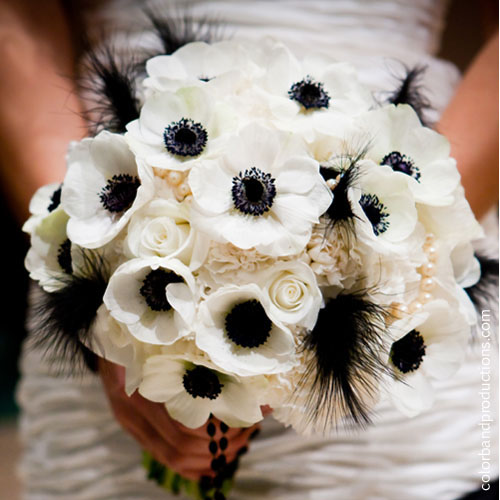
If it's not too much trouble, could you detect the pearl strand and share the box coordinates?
[155,168,192,201]
[389,233,438,319]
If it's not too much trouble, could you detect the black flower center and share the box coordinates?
[232,167,277,216]
[359,193,390,236]
[48,185,62,212]
[381,151,421,182]
[99,174,140,214]
[57,239,73,274]
[183,365,223,400]
[163,118,208,157]
[288,76,330,110]
[225,299,272,348]
[139,269,184,312]
[390,329,426,373]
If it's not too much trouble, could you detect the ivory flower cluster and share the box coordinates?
[24,39,482,432]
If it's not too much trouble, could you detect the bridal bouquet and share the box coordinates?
[24,37,483,498]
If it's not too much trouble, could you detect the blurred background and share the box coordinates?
[0,1,497,498]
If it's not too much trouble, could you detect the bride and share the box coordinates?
[2,1,497,498]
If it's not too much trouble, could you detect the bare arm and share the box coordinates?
[437,32,499,219]
[0,0,86,222]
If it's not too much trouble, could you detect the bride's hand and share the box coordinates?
[98,357,260,481]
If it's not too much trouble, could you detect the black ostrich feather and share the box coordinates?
[30,249,110,374]
[78,43,142,135]
[144,6,224,57]
[385,65,432,127]
[465,253,499,319]
[299,292,389,429]
[319,145,368,240]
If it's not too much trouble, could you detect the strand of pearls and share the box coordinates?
[389,233,438,320]
[154,168,192,201]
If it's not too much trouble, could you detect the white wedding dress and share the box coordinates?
[17,1,498,499]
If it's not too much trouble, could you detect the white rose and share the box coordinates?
[261,261,322,329]
[126,199,208,269]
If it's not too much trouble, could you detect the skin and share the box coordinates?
[1,0,497,482]
[436,31,499,219]
[99,358,262,480]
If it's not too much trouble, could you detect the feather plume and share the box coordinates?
[29,249,110,374]
[299,292,389,429]
[385,65,432,126]
[319,144,369,240]
[144,6,224,57]
[78,43,142,135]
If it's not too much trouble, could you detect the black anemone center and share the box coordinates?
[57,239,73,274]
[390,329,426,373]
[225,299,272,348]
[48,185,62,212]
[183,365,222,400]
[232,167,276,216]
[175,127,197,145]
[163,118,208,157]
[139,269,184,312]
[288,76,330,110]
[359,193,390,236]
[381,151,421,182]
[99,174,140,214]
[243,177,264,202]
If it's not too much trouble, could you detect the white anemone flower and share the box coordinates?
[188,123,332,256]
[23,182,63,235]
[196,284,296,377]
[418,185,484,249]
[24,209,78,292]
[253,43,372,140]
[139,353,267,428]
[145,41,260,95]
[62,131,154,249]
[125,198,208,270]
[360,104,460,206]
[125,86,236,171]
[387,299,469,417]
[103,257,196,345]
[257,260,323,329]
[351,162,418,251]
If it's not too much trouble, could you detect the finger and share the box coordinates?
[129,392,213,454]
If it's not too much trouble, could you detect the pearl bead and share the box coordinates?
[167,171,183,186]
[326,178,338,190]
[425,233,435,244]
[426,246,438,262]
[409,301,423,313]
[421,262,435,277]
[418,292,433,303]
[391,303,408,319]
[177,182,191,198]
[153,167,167,179]
[421,277,435,292]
